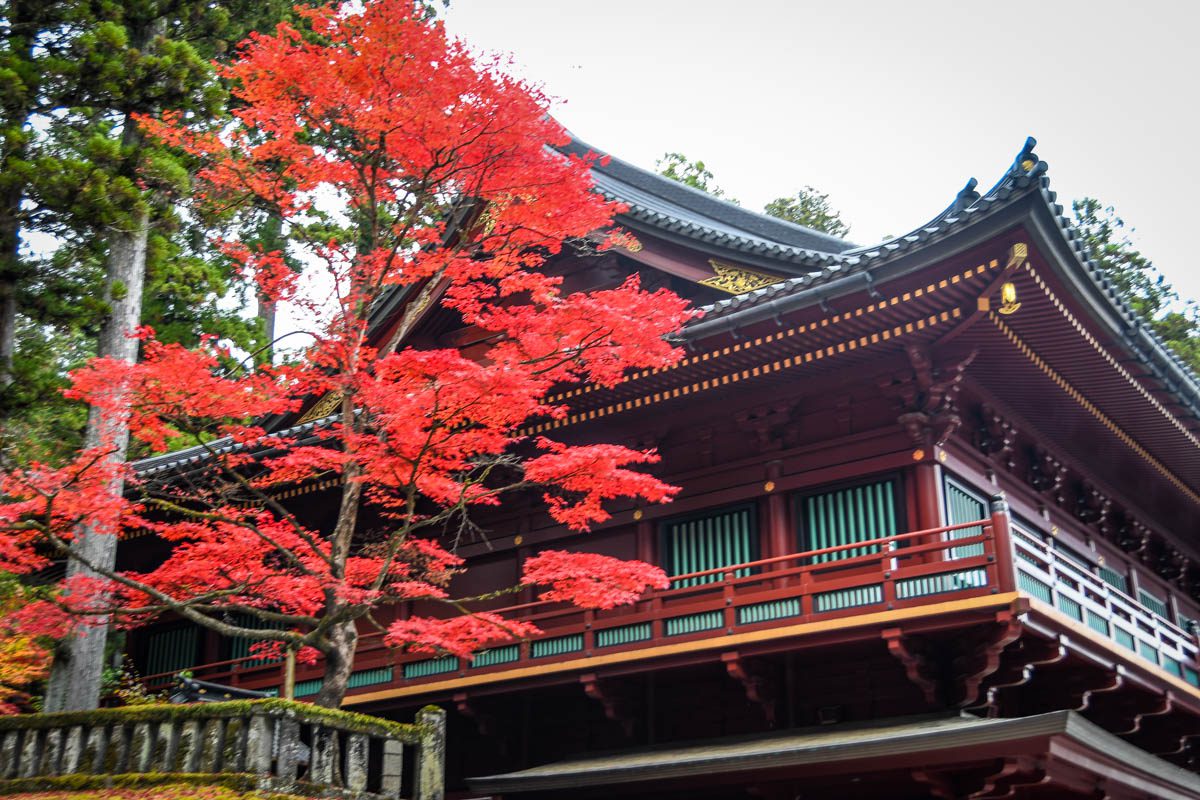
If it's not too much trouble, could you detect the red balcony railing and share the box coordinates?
[142,513,1012,696]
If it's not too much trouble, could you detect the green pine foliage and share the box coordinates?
[763,187,850,238]
[0,1,302,465]
[655,152,739,204]
[1072,198,1200,373]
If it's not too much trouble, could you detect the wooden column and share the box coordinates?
[912,462,943,531]
[990,494,1018,593]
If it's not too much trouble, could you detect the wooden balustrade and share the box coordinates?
[134,502,1200,703]
[1011,526,1200,684]
[0,700,445,800]
[143,513,1013,696]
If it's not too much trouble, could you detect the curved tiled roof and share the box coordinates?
[558,136,856,268]
[132,136,1200,477]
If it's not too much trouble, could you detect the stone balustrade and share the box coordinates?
[0,699,445,800]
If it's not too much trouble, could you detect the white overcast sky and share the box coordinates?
[442,0,1200,300]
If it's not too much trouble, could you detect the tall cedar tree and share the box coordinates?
[0,0,693,709]
[1,1,300,468]
[25,0,306,713]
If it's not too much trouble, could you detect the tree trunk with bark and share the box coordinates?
[315,617,359,709]
[43,121,151,712]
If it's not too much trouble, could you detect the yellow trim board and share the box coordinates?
[344,592,1020,706]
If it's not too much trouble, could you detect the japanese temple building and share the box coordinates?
[130,136,1200,799]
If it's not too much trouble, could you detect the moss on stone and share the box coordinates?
[0,700,420,741]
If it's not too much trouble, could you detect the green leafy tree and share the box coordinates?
[764,186,850,238]
[655,152,738,204]
[1073,197,1200,372]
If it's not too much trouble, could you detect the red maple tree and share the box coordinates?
[0,0,693,707]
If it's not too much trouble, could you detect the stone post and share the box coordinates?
[415,706,446,800]
[344,733,369,792]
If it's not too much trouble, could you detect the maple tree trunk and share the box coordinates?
[314,618,358,708]
[44,140,150,711]
[256,293,276,365]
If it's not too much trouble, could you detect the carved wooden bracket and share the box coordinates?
[1075,483,1112,536]
[721,651,778,726]
[883,628,940,705]
[1088,687,1171,736]
[886,344,978,450]
[913,756,1046,800]
[734,404,792,453]
[453,692,496,737]
[974,635,1066,716]
[1028,448,1067,506]
[975,404,1018,471]
[580,673,635,737]
[953,610,1024,708]
[1116,516,1152,558]
[971,756,1049,799]
[1156,545,1189,583]
[1065,667,1124,713]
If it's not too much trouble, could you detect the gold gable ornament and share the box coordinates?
[998,281,1021,316]
[297,391,344,423]
[699,260,785,295]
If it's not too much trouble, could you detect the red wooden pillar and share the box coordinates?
[765,461,790,564]
[912,462,943,531]
[636,519,654,564]
[989,494,1018,593]
[912,462,944,566]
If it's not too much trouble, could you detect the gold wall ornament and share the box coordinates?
[700,260,785,295]
[297,391,344,423]
[998,281,1021,315]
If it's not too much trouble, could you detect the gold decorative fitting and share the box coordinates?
[911,448,926,461]
[1050,525,1059,537]
[632,510,643,521]
[700,260,785,295]
[998,281,1021,315]
[297,391,343,424]
[1020,158,1036,172]
[513,534,524,545]
[937,450,947,463]
[763,481,776,493]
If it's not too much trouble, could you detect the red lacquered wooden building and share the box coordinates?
[132,136,1200,799]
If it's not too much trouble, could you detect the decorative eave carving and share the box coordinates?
[699,260,785,295]
[1075,482,1111,536]
[1116,517,1152,558]
[886,344,978,451]
[975,404,1018,471]
[1028,448,1067,506]
[734,403,792,453]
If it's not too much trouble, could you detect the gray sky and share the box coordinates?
[443,0,1200,299]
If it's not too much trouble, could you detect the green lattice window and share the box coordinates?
[144,625,199,677]
[663,505,757,587]
[226,613,285,667]
[798,478,900,564]
[1138,589,1170,621]
[943,478,986,559]
[1098,564,1129,594]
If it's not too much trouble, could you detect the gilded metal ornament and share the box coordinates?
[699,260,784,295]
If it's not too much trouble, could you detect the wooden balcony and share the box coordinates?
[139,500,1200,712]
